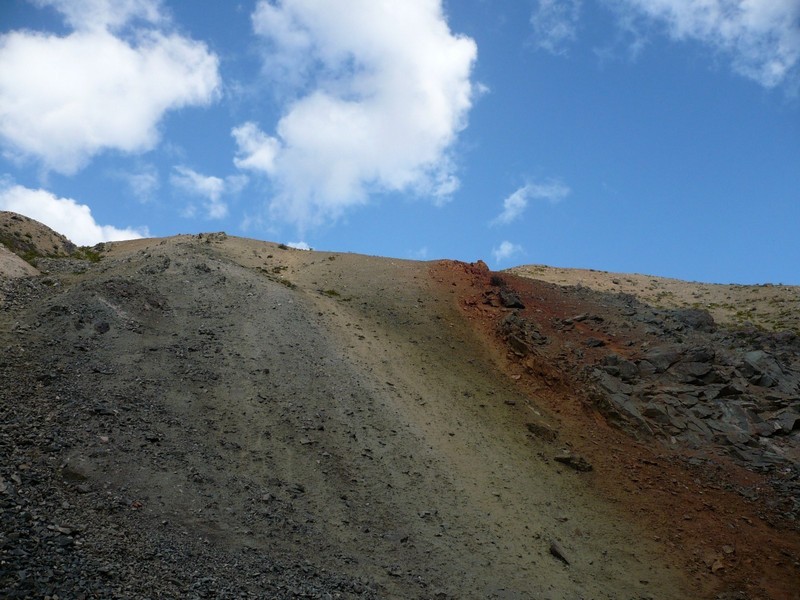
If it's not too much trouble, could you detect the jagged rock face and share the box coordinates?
[447,261,800,599]
[479,271,800,523]
[591,341,800,470]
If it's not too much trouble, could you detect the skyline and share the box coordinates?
[1,0,798,284]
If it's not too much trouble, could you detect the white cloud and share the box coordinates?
[0,182,147,245]
[491,181,570,226]
[119,164,160,203]
[32,0,163,32]
[0,2,220,174]
[531,0,582,55]
[170,166,247,220]
[232,122,281,174]
[409,246,429,260]
[242,0,478,228]
[286,241,311,250]
[612,0,800,88]
[492,241,524,265]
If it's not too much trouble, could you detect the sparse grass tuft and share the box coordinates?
[72,247,103,262]
[21,249,41,264]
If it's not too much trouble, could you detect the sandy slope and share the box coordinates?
[0,244,38,278]
[3,220,798,599]
[1,231,694,599]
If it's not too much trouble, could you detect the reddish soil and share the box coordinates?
[430,259,800,600]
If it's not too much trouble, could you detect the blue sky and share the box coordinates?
[1,0,798,284]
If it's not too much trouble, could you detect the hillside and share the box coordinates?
[1,215,798,599]
[508,264,800,335]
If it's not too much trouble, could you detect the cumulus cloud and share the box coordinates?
[232,122,281,174]
[492,241,524,265]
[0,182,147,245]
[531,0,582,55]
[491,181,570,226]
[286,241,311,250]
[239,0,478,228]
[0,1,220,174]
[612,0,800,88]
[170,166,247,220]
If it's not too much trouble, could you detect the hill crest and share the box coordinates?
[1,213,798,599]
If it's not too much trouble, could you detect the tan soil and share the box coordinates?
[1,220,798,598]
[0,243,38,278]
[0,211,76,259]
[508,265,800,335]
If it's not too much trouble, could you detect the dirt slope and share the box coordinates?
[0,244,38,278]
[442,263,800,600]
[0,211,77,262]
[1,219,797,598]
[508,264,800,335]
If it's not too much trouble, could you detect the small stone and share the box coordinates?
[554,452,592,472]
[549,539,570,565]
[526,421,558,442]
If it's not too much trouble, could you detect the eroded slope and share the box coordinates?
[1,232,694,599]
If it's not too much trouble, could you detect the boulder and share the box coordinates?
[498,314,547,357]
[637,360,657,377]
[617,359,639,383]
[642,346,682,373]
[739,350,784,388]
[593,370,632,395]
[608,393,653,435]
[673,308,716,332]
[671,361,713,383]
[499,288,525,309]
[642,403,670,425]
[683,346,715,363]
[759,409,800,435]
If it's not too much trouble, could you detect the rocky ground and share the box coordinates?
[508,265,800,336]
[444,261,800,599]
[1,213,798,599]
